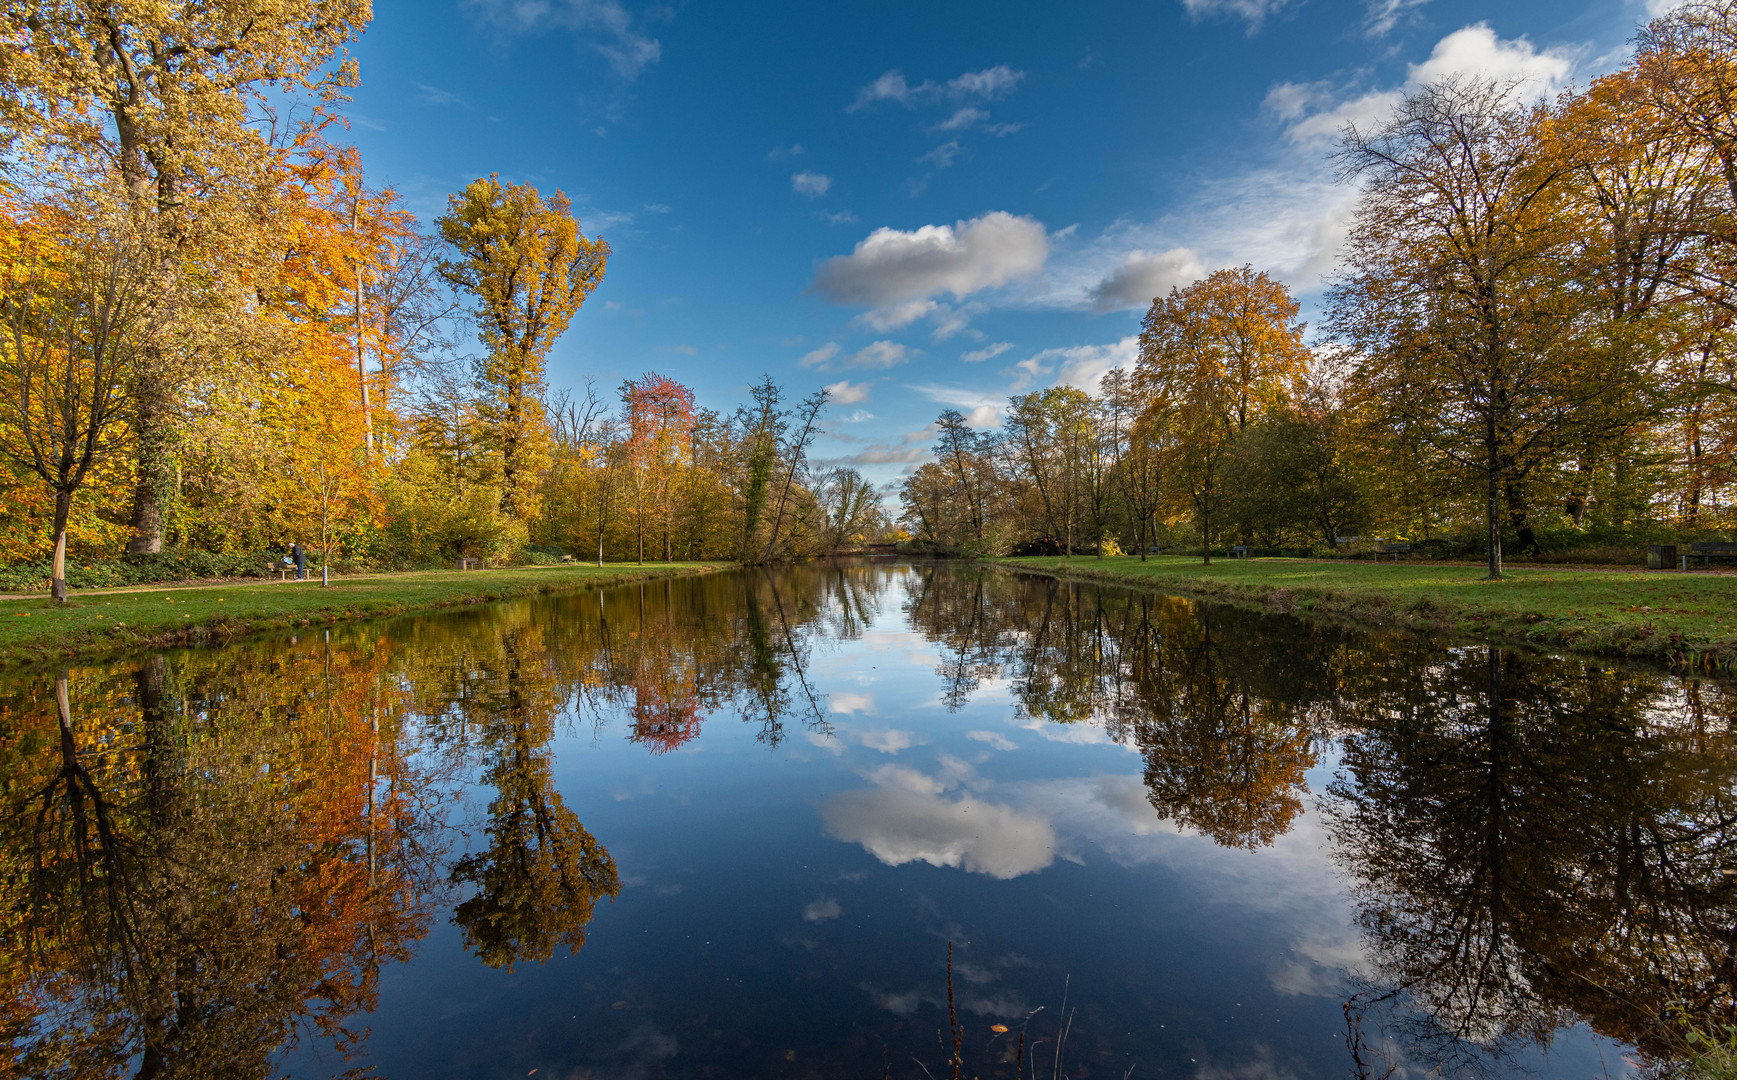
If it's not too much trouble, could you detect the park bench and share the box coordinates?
[1684,541,1737,569]
[456,557,484,570]
[1230,545,1252,559]
[1375,542,1412,562]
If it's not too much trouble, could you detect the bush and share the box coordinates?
[521,543,569,566]
[0,549,289,593]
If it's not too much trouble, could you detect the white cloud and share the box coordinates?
[856,728,921,753]
[792,171,833,197]
[855,299,937,332]
[852,341,911,370]
[962,342,1014,363]
[909,384,1008,428]
[1179,0,1295,30]
[799,342,841,369]
[864,763,946,796]
[812,214,1050,326]
[767,143,805,160]
[466,0,663,80]
[1001,337,1140,396]
[1407,23,1578,99]
[823,210,860,226]
[837,409,876,423]
[849,65,1025,111]
[417,83,465,106]
[917,139,965,170]
[967,730,1018,751]
[935,106,988,132]
[821,786,1057,879]
[825,380,873,405]
[1364,0,1428,37]
[829,691,876,714]
[803,340,911,372]
[1085,248,1204,312]
[803,897,842,922]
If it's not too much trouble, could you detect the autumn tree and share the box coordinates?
[438,177,608,520]
[1136,267,1310,562]
[0,196,150,601]
[1329,80,1629,578]
[0,0,372,553]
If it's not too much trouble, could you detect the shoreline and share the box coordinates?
[992,555,1737,674]
[0,562,727,672]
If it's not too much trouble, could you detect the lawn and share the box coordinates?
[0,562,726,670]
[997,555,1737,672]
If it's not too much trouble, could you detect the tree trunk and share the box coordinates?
[50,490,71,603]
[127,384,170,553]
[1486,454,1503,581]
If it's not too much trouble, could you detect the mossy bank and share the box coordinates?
[0,562,725,671]
[996,555,1737,673]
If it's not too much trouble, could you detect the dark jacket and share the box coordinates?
[290,544,305,568]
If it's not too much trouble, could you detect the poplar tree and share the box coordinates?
[438,177,609,520]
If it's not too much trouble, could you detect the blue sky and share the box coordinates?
[345,0,1663,488]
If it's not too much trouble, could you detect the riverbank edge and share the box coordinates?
[0,562,728,671]
[990,556,1737,674]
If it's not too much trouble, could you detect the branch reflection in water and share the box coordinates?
[0,562,1729,1076]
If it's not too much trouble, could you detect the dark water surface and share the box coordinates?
[4,561,1734,1079]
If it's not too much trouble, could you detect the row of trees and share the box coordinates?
[902,2,1737,577]
[0,3,882,602]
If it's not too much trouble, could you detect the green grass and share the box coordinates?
[0,562,726,671]
[997,555,1737,672]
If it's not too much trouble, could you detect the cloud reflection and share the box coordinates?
[821,784,1056,879]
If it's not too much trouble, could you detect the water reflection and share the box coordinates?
[0,562,1730,1076]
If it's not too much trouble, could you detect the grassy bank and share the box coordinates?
[997,555,1737,672]
[0,562,726,670]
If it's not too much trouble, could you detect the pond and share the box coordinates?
[3,561,1733,1079]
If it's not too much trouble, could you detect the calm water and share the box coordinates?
[4,561,1734,1079]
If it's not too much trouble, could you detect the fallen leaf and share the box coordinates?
[991,1024,1008,1034]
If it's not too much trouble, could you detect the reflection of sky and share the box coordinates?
[282,566,1634,1080]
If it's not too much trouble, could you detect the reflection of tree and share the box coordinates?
[906,570,1325,850]
[0,644,437,1079]
[1324,647,1737,1070]
[449,629,621,971]
[1130,612,1316,850]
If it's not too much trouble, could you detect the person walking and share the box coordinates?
[288,541,306,581]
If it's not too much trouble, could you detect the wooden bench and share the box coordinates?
[1375,542,1412,562]
[456,557,483,570]
[1230,545,1252,559]
[1684,541,1737,569]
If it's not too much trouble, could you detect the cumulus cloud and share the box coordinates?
[967,730,1018,751]
[812,213,1050,331]
[1004,337,1141,395]
[848,65,1026,111]
[466,0,663,80]
[825,380,873,405]
[803,897,842,922]
[821,786,1057,879]
[1086,248,1204,312]
[799,342,841,369]
[792,170,833,197]
[1407,23,1578,99]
